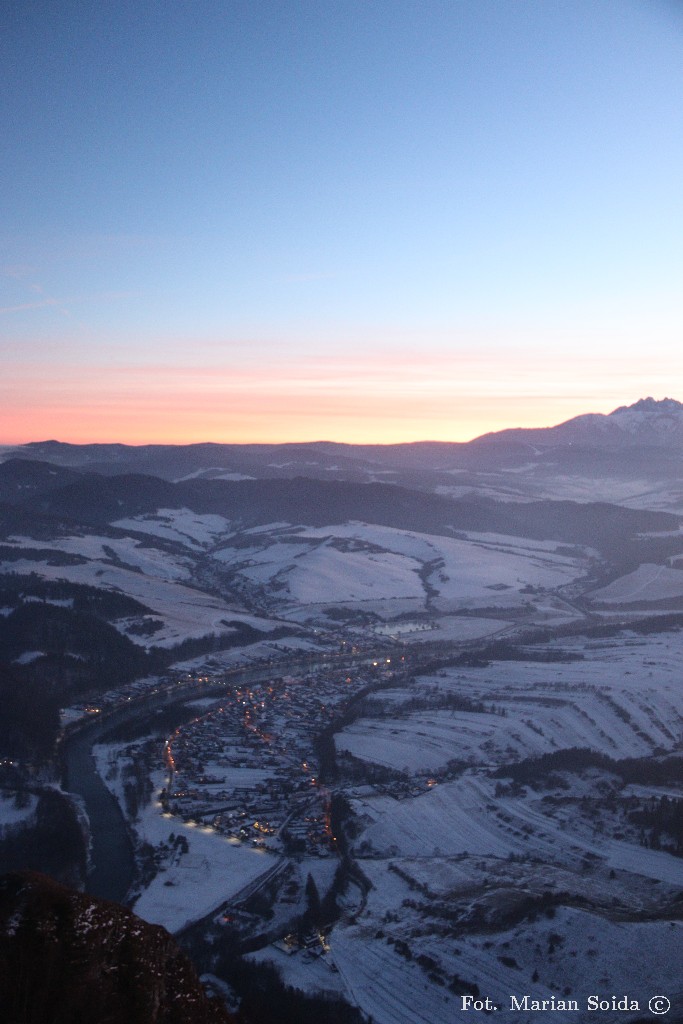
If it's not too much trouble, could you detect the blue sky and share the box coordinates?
[1,0,682,443]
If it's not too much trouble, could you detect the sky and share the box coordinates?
[1,0,682,445]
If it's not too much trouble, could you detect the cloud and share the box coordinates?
[0,299,60,315]
[3,334,680,446]
[2,316,683,444]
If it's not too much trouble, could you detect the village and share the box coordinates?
[158,661,398,857]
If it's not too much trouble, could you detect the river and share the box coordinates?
[60,652,387,904]
[63,725,136,902]
[62,698,229,903]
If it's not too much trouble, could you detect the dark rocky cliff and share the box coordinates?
[0,871,234,1024]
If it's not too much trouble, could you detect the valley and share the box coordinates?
[1,400,683,1023]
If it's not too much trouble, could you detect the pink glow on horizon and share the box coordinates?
[2,343,681,446]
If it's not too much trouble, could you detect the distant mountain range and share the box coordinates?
[2,399,683,661]
[3,398,683,510]
[473,396,683,449]
[0,457,677,553]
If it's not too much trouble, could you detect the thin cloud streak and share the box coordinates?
[0,299,60,315]
[2,340,682,445]
[55,346,683,397]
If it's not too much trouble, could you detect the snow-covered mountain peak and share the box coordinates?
[610,397,683,417]
[604,397,683,443]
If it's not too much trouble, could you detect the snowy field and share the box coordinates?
[351,770,683,884]
[337,629,683,773]
[212,521,592,618]
[370,615,513,643]
[1,514,593,644]
[319,628,683,1021]
[94,746,272,932]
[112,509,235,549]
[131,799,272,932]
[336,685,677,770]
[0,792,38,834]
[438,474,683,513]
[173,634,329,673]
[589,562,683,604]
[0,551,282,647]
[330,898,683,1024]
[5,532,192,580]
[1,512,596,643]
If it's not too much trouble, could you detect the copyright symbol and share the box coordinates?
[649,996,671,1015]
